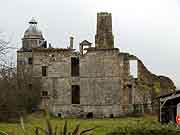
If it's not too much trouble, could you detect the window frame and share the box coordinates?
[28,57,33,65]
[71,57,80,77]
[42,66,48,77]
[42,91,48,97]
[71,85,80,104]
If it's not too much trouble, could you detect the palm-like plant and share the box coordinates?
[35,118,99,135]
[0,110,99,135]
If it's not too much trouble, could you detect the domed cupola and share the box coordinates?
[24,18,43,39]
[22,18,44,51]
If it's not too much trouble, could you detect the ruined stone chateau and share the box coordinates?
[17,12,176,118]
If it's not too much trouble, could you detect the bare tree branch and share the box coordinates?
[0,32,17,70]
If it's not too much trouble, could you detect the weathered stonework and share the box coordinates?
[95,12,114,49]
[17,13,176,118]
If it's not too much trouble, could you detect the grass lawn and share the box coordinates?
[0,114,158,135]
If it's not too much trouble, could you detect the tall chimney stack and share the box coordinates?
[70,36,74,49]
[95,12,114,49]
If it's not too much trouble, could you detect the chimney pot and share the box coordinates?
[70,36,74,49]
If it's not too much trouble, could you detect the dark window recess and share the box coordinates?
[28,58,32,64]
[127,84,132,89]
[110,114,114,118]
[42,91,48,97]
[41,41,47,48]
[28,84,32,89]
[42,66,48,76]
[58,113,61,117]
[72,85,80,104]
[86,112,93,119]
[71,57,79,76]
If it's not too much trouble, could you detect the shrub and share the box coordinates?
[106,120,180,135]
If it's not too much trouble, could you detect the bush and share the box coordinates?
[107,120,180,135]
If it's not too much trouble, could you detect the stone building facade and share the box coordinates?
[17,13,176,118]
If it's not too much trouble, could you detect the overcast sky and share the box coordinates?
[0,0,180,87]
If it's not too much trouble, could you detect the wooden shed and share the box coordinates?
[158,90,180,123]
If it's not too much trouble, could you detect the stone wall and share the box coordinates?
[17,47,176,117]
[79,48,123,117]
[119,53,176,113]
[137,59,175,96]
[31,48,133,118]
[17,51,33,78]
[95,12,114,49]
[32,48,77,110]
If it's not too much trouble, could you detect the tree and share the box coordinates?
[0,33,41,121]
[0,32,15,68]
[0,63,42,121]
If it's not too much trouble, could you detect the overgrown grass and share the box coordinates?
[0,114,159,135]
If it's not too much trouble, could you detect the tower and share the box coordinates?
[22,18,44,51]
[17,18,44,78]
[95,12,114,49]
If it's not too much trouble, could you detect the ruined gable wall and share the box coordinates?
[123,53,175,98]
[136,59,175,112]
[137,59,176,96]
[118,53,138,113]
[121,53,176,113]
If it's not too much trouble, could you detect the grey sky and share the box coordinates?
[0,0,180,87]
